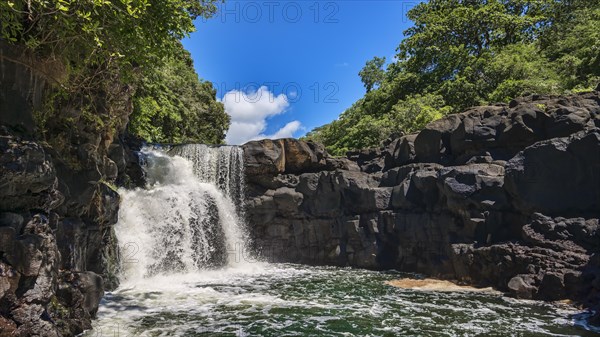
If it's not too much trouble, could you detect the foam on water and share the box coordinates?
[84,145,597,336]
[87,264,596,337]
[117,146,250,283]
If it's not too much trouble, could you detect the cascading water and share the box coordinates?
[88,145,597,337]
[168,144,246,211]
[116,145,250,281]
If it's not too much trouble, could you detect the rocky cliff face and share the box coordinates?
[243,90,600,323]
[0,44,143,336]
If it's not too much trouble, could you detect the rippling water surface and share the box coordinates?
[90,148,598,336]
[86,263,597,337]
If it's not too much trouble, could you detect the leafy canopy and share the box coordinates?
[305,0,600,156]
[359,56,386,93]
[1,0,229,145]
[0,0,218,69]
[128,45,229,144]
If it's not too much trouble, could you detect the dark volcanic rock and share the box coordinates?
[0,130,117,335]
[505,130,600,216]
[415,114,462,164]
[243,92,600,326]
[389,134,417,169]
[0,44,142,335]
[0,128,64,211]
[0,214,105,336]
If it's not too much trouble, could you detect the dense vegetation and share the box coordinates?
[0,0,228,144]
[129,44,228,144]
[305,0,600,155]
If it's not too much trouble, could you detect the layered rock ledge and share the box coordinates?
[0,43,144,336]
[242,91,600,324]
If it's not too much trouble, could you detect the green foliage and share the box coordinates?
[1,0,226,145]
[0,0,218,70]
[306,0,600,155]
[359,56,386,92]
[128,45,229,144]
[389,94,452,134]
[48,296,69,319]
[541,6,600,90]
[303,94,452,156]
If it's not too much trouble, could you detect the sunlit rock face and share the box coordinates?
[242,91,600,321]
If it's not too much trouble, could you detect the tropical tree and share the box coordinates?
[359,56,386,92]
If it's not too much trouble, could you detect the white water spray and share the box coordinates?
[116,145,250,282]
[169,144,246,210]
[92,148,593,337]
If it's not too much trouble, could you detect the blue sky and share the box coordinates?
[183,1,421,144]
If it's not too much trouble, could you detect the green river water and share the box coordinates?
[86,263,598,337]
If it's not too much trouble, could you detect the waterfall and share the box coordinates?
[116,145,249,281]
[168,144,245,212]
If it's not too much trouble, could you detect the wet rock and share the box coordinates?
[507,275,536,299]
[0,212,24,233]
[538,273,567,301]
[0,124,133,333]
[0,45,141,335]
[111,133,146,188]
[55,218,87,271]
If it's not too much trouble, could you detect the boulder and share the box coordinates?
[507,275,536,299]
[450,106,507,158]
[414,114,462,163]
[243,138,333,177]
[538,273,567,301]
[243,139,286,176]
[283,139,327,173]
[505,130,600,215]
[390,134,417,168]
[77,272,104,317]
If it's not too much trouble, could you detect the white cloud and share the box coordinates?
[269,121,302,139]
[223,86,302,145]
